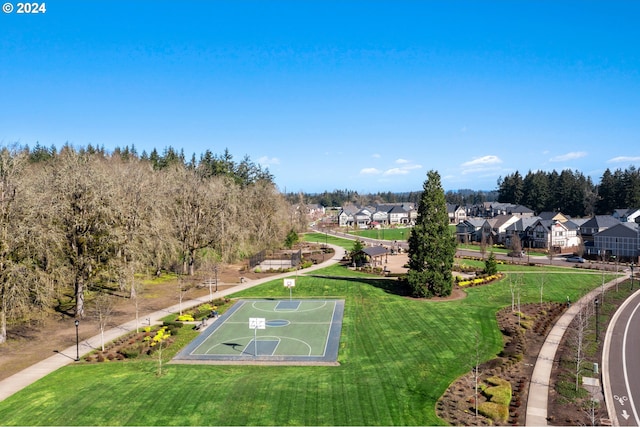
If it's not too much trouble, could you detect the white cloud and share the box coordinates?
[607,156,640,163]
[258,156,280,166]
[458,155,503,177]
[360,167,381,175]
[383,168,410,176]
[461,155,502,168]
[549,151,587,162]
[402,164,422,170]
[395,158,410,164]
[371,153,381,158]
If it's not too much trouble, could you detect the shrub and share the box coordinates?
[176,314,194,322]
[119,348,140,359]
[520,319,534,330]
[483,377,512,406]
[478,401,509,423]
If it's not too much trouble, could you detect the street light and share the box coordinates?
[631,263,635,290]
[74,319,80,361]
[594,299,600,343]
[214,265,218,293]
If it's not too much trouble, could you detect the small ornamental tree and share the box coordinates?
[350,239,367,267]
[407,170,457,297]
[484,251,498,275]
[151,326,171,376]
[284,229,299,249]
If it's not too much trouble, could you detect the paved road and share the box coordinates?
[603,286,640,426]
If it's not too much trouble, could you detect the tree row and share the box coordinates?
[0,145,292,344]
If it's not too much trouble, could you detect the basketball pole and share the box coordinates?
[254,326,257,356]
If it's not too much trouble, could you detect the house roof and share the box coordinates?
[570,218,590,227]
[531,219,570,231]
[580,215,621,229]
[506,216,540,231]
[508,205,534,214]
[467,218,487,227]
[340,206,359,215]
[387,205,408,214]
[488,214,518,230]
[563,220,580,231]
[595,222,640,238]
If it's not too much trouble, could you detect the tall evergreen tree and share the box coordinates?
[406,170,456,297]
[522,170,549,214]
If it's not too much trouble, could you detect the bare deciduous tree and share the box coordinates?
[0,147,53,343]
[568,303,592,392]
[93,292,115,351]
[46,150,120,318]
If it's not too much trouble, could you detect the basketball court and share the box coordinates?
[172,299,344,365]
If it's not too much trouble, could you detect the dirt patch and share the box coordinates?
[437,302,567,426]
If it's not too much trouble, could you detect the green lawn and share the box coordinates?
[304,232,358,250]
[0,265,616,426]
[346,227,412,241]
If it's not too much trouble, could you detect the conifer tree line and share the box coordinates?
[0,143,293,343]
[285,188,498,208]
[497,167,640,218]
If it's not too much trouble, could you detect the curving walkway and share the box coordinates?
[0,245,344,403]
[525,273,629,426]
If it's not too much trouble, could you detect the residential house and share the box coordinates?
[371,207,391,225]
[593,222,640,261]
[305,204,326,220]
[446,203,467,224]
[508,205,535,217]
[579,215,621,243]
[354,208,373,228]
[388,205,410,225]
[612,208,640,224]
[337,206,359,227]
[538,211,571,222]
[530,219,581,253]
[455,218,488,243]
[504,216,540,249]
[487,214,521,244]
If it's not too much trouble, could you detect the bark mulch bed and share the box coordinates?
[437,302,567,426]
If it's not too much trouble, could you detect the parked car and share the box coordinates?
[566,256,585,263]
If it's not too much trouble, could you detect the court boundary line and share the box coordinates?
[172,299,344,365]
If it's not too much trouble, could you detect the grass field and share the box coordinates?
[0,264,619,425]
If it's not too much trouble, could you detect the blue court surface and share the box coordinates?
[172,299,344,365]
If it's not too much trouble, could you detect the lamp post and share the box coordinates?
[214,265,218,293]
[74,319,80,361]
[631,263,635,290]
[594,299,600,343]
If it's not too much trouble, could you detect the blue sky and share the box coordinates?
[1,1,639,193]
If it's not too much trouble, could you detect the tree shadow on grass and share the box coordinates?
[307,274,412,297]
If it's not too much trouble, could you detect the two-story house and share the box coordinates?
[446,203,467,224]
[530,219,581,253]
[593,222,640,261]
[579,215,621,243]
[613,208,640,224]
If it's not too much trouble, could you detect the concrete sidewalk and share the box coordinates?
[525,273,629,426]
[0,245,344,403]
